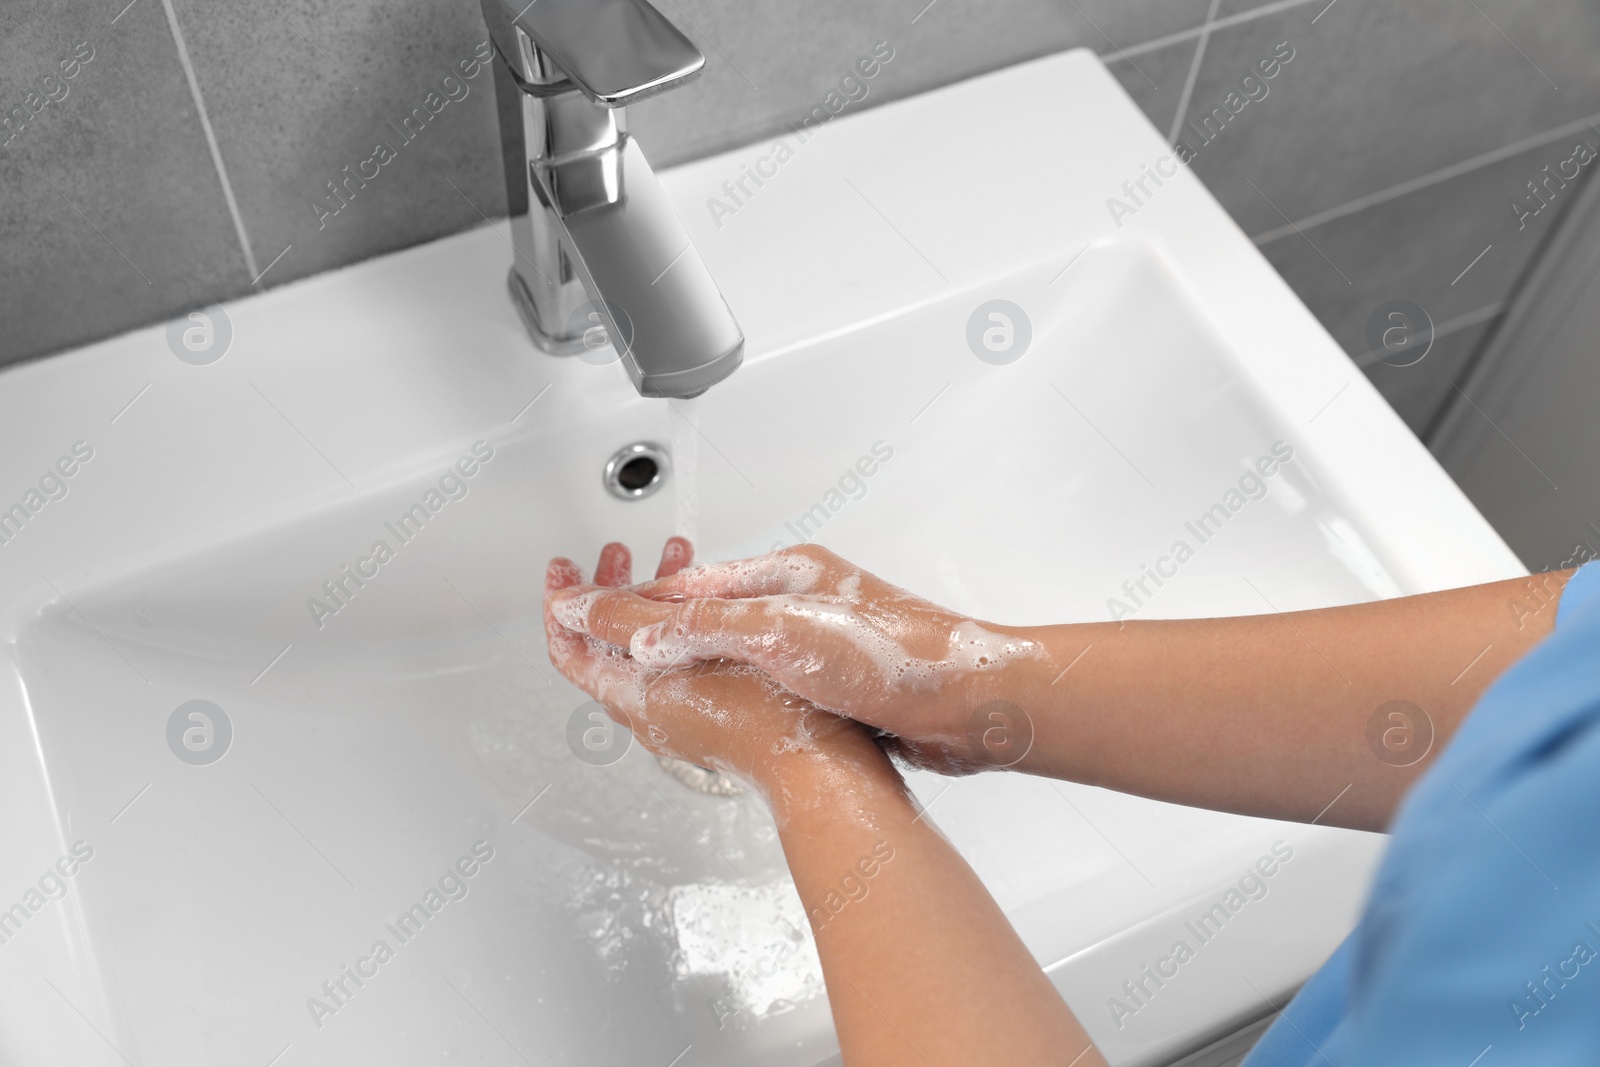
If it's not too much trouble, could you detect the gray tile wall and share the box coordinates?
[4,0,1598,446]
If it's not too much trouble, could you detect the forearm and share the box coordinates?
[994,574,1566,831]
[763,753,1103,1067]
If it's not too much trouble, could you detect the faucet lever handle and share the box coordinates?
[483,0,704,107]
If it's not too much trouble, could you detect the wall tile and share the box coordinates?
[1178,0,1600,237]
[0,0,250,364]
[627,0,1214,167]
[154,0,1217,290]
[165,0,507,291]
[1253,138,1593,367]
[1104,40,1203,140]
[1362,315,1498,438]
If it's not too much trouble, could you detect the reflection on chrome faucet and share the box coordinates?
[480,0,744,398]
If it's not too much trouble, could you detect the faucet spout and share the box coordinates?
[536,136,743,398]
[482,0,744,398]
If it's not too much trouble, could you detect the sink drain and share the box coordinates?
[604,442,670,500]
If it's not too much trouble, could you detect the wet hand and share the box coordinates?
[544,540,893,798]
[547,544,1050,773]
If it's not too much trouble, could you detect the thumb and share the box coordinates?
[630,598,777,672]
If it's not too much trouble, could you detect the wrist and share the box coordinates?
[753,738,908,829]
[962,622,1088,776]
[960,621,1056,705]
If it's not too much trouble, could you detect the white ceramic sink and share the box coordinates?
[0,50,1522,1067]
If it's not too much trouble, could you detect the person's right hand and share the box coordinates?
[547,544,1051,773]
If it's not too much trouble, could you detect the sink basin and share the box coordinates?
[0,49,1522,1067]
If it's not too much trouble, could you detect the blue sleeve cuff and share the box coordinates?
[1557,559,1600,630]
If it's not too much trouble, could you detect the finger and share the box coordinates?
[544,562,648,713]
[544,557,586,605]
[551,587,676,646]
[544,558,591,678]
[656,536,693,579]
[580,636,647,716]
[878,733,982,778]
[547,538,689,631]
[630,597,794,674]
[594,542,632,587]
[629,546,836,602]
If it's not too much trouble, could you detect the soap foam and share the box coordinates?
[638,551,831,600]
[634,595,1044,718]
[549,590,596,631]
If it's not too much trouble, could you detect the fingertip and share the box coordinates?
[630,628,680,670]
[657,536,694,579]
[629,620,666,657]
[546,557,585,593]
[596,542,633,587]
[550,590,597,632]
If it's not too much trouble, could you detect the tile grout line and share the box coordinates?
[667,0,1312,179]
[1097,0,1595,258]
[1350,301,1504,367]
[1432,301,1505,339]
[159,0,259,280]
[1104,0,1322,63]
[1166,0,1223,145]
[1252,110,1600,245]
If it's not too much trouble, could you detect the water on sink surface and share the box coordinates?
[472,666,816,1012]
[17,600,834,1065]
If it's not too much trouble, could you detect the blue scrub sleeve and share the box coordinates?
[1243,559,1600,1066]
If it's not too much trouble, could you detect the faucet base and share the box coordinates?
[506,267,588,356]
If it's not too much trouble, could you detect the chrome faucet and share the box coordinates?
[480,0,743,398]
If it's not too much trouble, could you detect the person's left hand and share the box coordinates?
[544,538,895,801]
